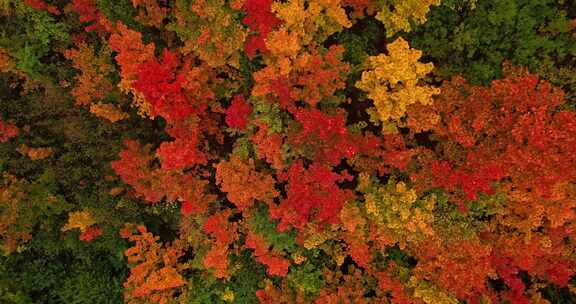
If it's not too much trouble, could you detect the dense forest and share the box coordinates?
[1,0,576,303]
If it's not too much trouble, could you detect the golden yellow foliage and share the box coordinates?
[291,252,307,265]
[409,277,460,304]
[271,0,351,47]
[265,28,302,60]
[62,210,97,232]
[375,0,441,37]
[361,175,436,248]
[221,289,235,302]
[356,37,439,133]
[303,231,330,250]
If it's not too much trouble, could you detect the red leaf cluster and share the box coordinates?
[108,22,155,87]
[134,50,194,123]
[0,120,18,142]
[71,0,109,34]
[156,120,207,171]
[417,74,576,207]
[202,210,238,279]
[78,225,103,241]
[111,140,213,214]
[225,94,252,130]
[291,108,378,165]
[24,0,60,15]
[375,268,417,304]
[271,161,354,231]
[242,0,282,57]
[430,158,505,200]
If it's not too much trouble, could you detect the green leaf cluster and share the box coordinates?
[410,0,576,88]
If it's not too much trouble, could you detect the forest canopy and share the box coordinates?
[0,0,576,303]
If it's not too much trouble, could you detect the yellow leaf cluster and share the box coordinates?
[303,231,330,250]
[356,37,440,133]
[375,0,442,37]
[61,210,97,232]
[221,288,235,302]
[271,0,351,47]
[361,175,436,248]
[409,277,460,304]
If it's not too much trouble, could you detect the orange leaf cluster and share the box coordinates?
[17,144,53,160]
[108,22,155,115]
[413,238,496,301]
[111,140,214,214]
[131,0,168,28]
[120,224,188,304]
[0,174,31,254]
[252,45,349,112]
[245,231,291,277]
[250,121,285,170]
[215,155,278,211]
[0,48,13,72]
[64,43,115,106]
[89,103,129,122]
[422,74,576,222]
[202,210,239,279]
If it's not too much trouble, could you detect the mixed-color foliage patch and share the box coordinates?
[1,0,575,303]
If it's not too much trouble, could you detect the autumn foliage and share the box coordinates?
[1,1,576,303]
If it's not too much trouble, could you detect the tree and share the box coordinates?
[356,37,440,133]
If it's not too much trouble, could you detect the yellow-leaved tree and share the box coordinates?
[358,174,436,249]
[271,0,351,48]
[356,37,439,133]
[61,210,97,232]
[375,0,442,37]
